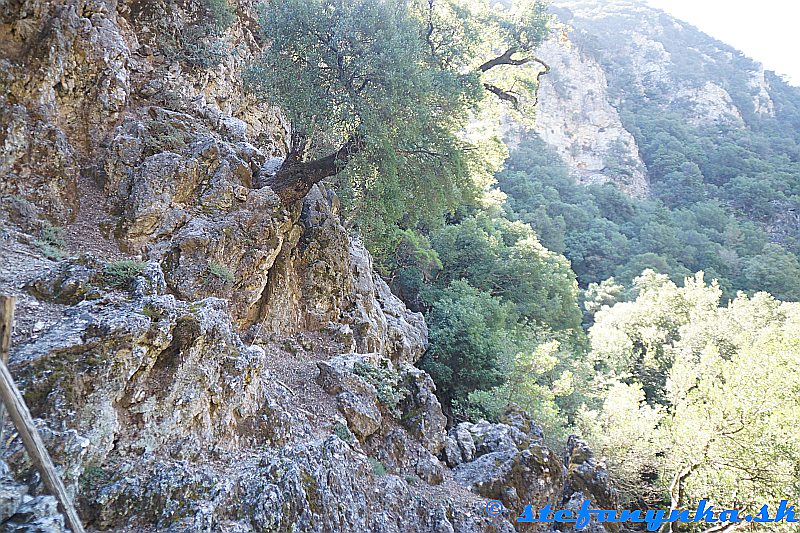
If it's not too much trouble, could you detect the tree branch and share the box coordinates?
[286,131,311,165]
[396,148,442,158]
[482,57,551,110]
[483,83,521,110]
[701,522,749,533]
[662,464,694,533]
[479,47,532,72]
[425,0,436,57]
[530,57,551,108]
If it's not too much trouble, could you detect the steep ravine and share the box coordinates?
[0,1,618,532]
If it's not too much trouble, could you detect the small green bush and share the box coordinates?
[369,458,387,477]
[353,361,409,418]
[142,120,189,156]
[33,221,66,259]
[40,221,66,247]
[104,260,147,288]
[174,0,234,70]
[80,464,109,492]
[202,0,236,32]
[333,422,352,442]
[207,261,235,283]
[181,31,231,68]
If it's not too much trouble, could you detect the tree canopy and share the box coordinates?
[249,0,551,247]
[580,274,800,512]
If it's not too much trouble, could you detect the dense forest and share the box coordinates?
[249,0,800,518]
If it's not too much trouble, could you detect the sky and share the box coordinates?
[645,0,800,85]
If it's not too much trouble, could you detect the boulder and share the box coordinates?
[0,460,65,532]
[397,364,447,455]
[560,436,620,533]
[454,441,565,526]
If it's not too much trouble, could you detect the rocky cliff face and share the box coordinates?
[0,0,616,531]
[553,0,767,124]
[519,0,789,198]
[531,36,650,198]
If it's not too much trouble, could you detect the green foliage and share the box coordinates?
[452,388,509,423]
[80,464,110,493]
[453,323,601,444]
[180,27,231,68]
[576,382,664,506]
[589,270,717,405]
[380,229,443,311]
[580,275,800,510]
[663,294,800,512]
[249,0,490,242]
[469,340,574,432]
[142,120,189,156]
[248,0,550,251]
[155,0,234,69]
[581,277,625,326]
[352,361,410,418]
[391,197,589,431]
[369,457,387,477]
[420,280,517,411]
[741,244,800,301]
[430,213,582,330]
[104,260,147,289]
[34,221,66,259]
[201,0,235,32]
[498,134,800,302]
[415,0,550,117]
[332,422,352,442]
[39,221,65,247]
[207,261,235,283]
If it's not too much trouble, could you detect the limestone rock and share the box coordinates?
[0,461,65,532]
[337,390,383,440]
[317,354,385,440]
[673,82,744,126]
[91,436,508,532]
[561,435,620,532]
[530,37,650,198]
[1,494,66,533]
[448,418,567,527]
[25,255,107,304]
[443,436,463,468]
[12,285,306,468]
[454,424,477,463]
[397,364,447,454]
[0,475,25,524]
[454,440,565,527]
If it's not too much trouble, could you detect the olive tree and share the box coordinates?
[249,0,551,216]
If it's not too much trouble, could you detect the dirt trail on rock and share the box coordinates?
[66,174,129,261]
[1,174,130,346]
[0,240,65,347]
[259,333,343,438]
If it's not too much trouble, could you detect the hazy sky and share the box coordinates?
[646,0,800,85]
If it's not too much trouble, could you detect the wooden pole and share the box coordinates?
[0,296,85,533]
[0,295,15,444]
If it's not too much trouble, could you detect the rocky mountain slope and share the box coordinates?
[532,36,650,198]
[549,0,781,125]
[0,1,616,531]
[498,0,800,298]
[530,0,799,203]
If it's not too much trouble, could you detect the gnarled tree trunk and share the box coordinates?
[267,135,364,204]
